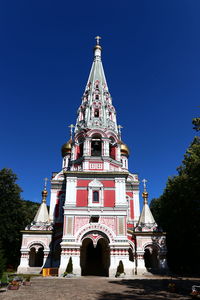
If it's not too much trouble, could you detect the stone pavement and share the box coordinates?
[0,276,199,300]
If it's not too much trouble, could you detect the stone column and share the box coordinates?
[17,252,29,273]
[136,253,146,275]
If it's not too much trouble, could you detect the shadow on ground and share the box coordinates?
[98,278,200,299]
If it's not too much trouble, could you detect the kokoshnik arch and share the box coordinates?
[17,37,168,276]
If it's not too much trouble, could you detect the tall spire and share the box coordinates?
[75,37,118,135]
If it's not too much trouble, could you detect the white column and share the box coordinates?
[136,253,146,275]
[115,178,127,206]
[65,177,77,206]
[133,191,140,224]
[59,250,81,276]
[17,252,29,273]
[49,190,57,222]
[103,140,109,156]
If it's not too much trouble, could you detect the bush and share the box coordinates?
[115,260,124,277]
[0,246,6,279]
[63,257,73,276]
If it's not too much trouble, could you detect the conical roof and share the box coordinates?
[75,38,118,134]
[135,180,158,231]
[33,202,50,224]
[33,189,50,224]
[137,203,156,227]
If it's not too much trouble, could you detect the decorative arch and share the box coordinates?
[106,131,119,142]
[87,129,107,138]
[76,223,116,243]
[81,231,109,248]
[27,241,48,251]
[143,242,161,253]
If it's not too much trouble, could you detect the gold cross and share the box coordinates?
[95,36,101,45]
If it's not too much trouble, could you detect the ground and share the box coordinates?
[0,276,200,300]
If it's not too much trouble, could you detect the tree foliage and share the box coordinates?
[0,243,6,279]
[0,168,39,269]
[150,118,200,274]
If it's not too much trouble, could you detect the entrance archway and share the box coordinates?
[144,245,159,272]
[29,246,44,267]
[80,236,110,276]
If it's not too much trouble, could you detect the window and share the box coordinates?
[91,140,101,156]
[90,216,99,223]
[95,95,99,100]
[93,191,99,203]
[88,179,104,207]
[94,109,99,117]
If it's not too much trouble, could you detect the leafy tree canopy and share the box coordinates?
[150,118,200,274]
[0,168,39,268]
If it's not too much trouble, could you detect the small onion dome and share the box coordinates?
[61,139,73,157]
[120,142,130,157]
[94,44,102,51]
[42,189,48,197]
[142,191,148,199]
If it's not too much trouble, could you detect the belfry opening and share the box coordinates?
[80,234,110,277]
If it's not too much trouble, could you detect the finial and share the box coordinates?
[68,124,74,139]
[44,177,48,189]
[118,125,123,140]
[42,178,48,202]
[142,179,148,204]
[142,179,147,192]
[95,36,101,45]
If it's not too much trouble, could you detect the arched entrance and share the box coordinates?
[80,233,110,276]
[144,245,159,272]
[29,245,44,267]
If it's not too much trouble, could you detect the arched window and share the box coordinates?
[94,109,99,117]
[93,191,99,203]
[109,137,116,160]
[95,95,99,100]
[91,134,102,156]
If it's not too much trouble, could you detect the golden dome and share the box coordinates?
[142,191,148,198]
[42,189,48,197]
[94,45,102,51]
[61,139,73,157]
[120,142,130,157]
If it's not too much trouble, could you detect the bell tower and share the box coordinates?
[17,37,167,277]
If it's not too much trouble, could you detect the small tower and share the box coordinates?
[17,179,53,274]
[133,180,168,274]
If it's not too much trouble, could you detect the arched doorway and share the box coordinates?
[144,245,159,272]
[29,245,44,267]
[80,235,110,276]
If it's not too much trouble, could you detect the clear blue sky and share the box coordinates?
[0,0,199,206]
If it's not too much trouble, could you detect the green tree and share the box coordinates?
[150,119,200,274]
[0,168,39,269]
[0,243,6,279]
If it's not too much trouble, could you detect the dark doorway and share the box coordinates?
[29,246,44,267]
[144,247,159,272]
[81,238,110,276]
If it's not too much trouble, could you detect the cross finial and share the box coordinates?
[142,179,147,192]
[95,36,101,45]
[68,124,74,139]
[44,177,48,189]
[118,125,123,139]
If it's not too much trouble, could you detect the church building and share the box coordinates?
[17,38,167,276]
